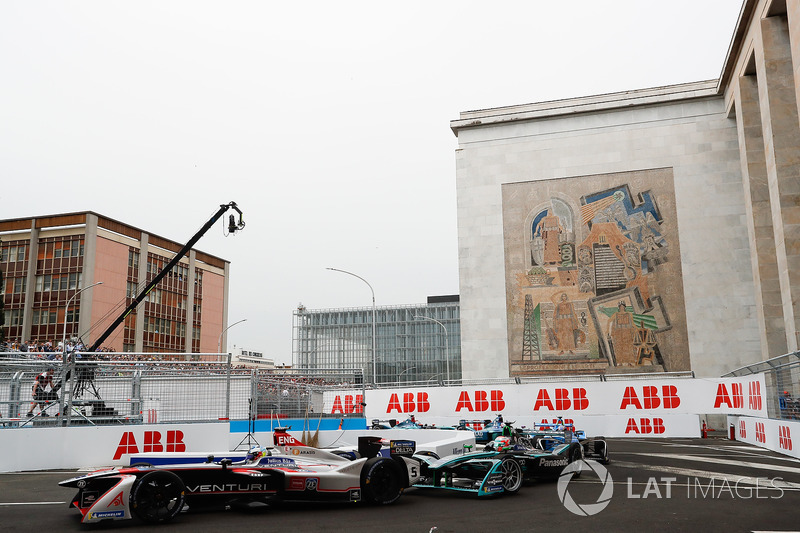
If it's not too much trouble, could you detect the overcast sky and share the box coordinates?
[0,1,743,363]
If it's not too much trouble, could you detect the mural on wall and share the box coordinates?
[503,169,689,375]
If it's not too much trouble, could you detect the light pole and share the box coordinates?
[414,315,450,383]
[219,318,247,354]
[327,268,377,384]
[398,366,416,384]
[63,281,103,354]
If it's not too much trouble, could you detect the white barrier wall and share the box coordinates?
[728,415,800,460]
[325,375,767,435]
[0,374,775,472]
[0,423,229,473]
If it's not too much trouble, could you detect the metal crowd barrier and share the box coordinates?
[0,355,365,428]
[723,351,800,420]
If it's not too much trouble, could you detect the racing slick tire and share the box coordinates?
[594,436,610,464]
[569,444,583,478]
[130,470,186,524]
[499,457,523,494]
[360,457,404,505]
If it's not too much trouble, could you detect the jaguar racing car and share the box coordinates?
[59,434,420,524]
[411,433,583,497]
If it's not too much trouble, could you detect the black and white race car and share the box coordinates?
[59,430,421,524]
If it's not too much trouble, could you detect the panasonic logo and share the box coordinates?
[539,458,569,467]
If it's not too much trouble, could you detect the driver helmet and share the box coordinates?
[246,446,264,463]
[493,436,512,452]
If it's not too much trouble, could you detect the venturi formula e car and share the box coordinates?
[59,432,421,525]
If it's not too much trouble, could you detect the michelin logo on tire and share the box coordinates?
[557,459,613,516]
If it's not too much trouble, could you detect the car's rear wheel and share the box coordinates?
[130,470,186,523]
[360,457,404,505]
[499,457,522,494]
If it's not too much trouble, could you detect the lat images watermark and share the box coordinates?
[557,461,786,517]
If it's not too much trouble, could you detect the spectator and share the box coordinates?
[27,367,56,417]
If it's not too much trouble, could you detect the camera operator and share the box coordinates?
[26,367,58,417]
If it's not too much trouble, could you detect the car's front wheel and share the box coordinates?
[499,457,523,494]
[360,457,404,505]
[130,470,186,523]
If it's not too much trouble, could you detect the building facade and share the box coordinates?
[0,212,230,355]
[292,296,461,384]
[451,0,799,380]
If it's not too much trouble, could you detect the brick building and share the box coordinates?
[0,212,230,355]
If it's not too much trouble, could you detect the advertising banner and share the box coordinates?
[729,415,800,459]
[323,375,767,432]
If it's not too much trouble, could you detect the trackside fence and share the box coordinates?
[0,354,365,428]
[723,350,800,420]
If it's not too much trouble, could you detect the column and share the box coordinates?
[134,234,149,352]
[733,74,788,359]
[21,221,39,343]
[755,15,800,351]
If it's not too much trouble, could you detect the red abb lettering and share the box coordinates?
[738,420,746,439]
[625,418,665,434]
[621,386,680,410]
[455,390,504,412]
[167,430,185,452]
[113,432,140,460]
[144,431,163,453]
[755,422,766,443]
[731,383,743,408]
[533,388,587,411]
[779,426,793,451]
[748,381,762,411]
[386,392,427,414]
[490,390,505,412]
[714,384,733,409]
[573,388,589,410]
[533,389,554,411]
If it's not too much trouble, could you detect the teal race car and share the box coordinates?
[410,432,583,497]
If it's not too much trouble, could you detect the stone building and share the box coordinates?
[451,0,798,380]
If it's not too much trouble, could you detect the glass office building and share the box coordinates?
[292,295,461,385]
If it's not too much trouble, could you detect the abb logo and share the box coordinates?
[755,422,766,443]
[625,418,666,434]
[713,383,744,409]
[619,386,680,409]
[779,426,793,451]
[738,419,746,438]
[386,392,430,413]
[532,388,588,411]
[113,430,185,460]
[330,394,365,414]
[539,418,574,428]
[748,381,762,411]
[455,390,505,413]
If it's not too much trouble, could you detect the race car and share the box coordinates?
[411,432,583,497]
[520,418,610,465]
[59,432,421,524]
[457,414,505,443]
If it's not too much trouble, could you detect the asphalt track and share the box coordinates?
[2,438,799,533]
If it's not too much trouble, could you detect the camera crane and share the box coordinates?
[87,201,245,352]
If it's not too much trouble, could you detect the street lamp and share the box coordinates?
[398,366,417,383]
[63,281,103,354]
[414,315,450,383]
[219,318,247,354]
[327,268,377,384]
